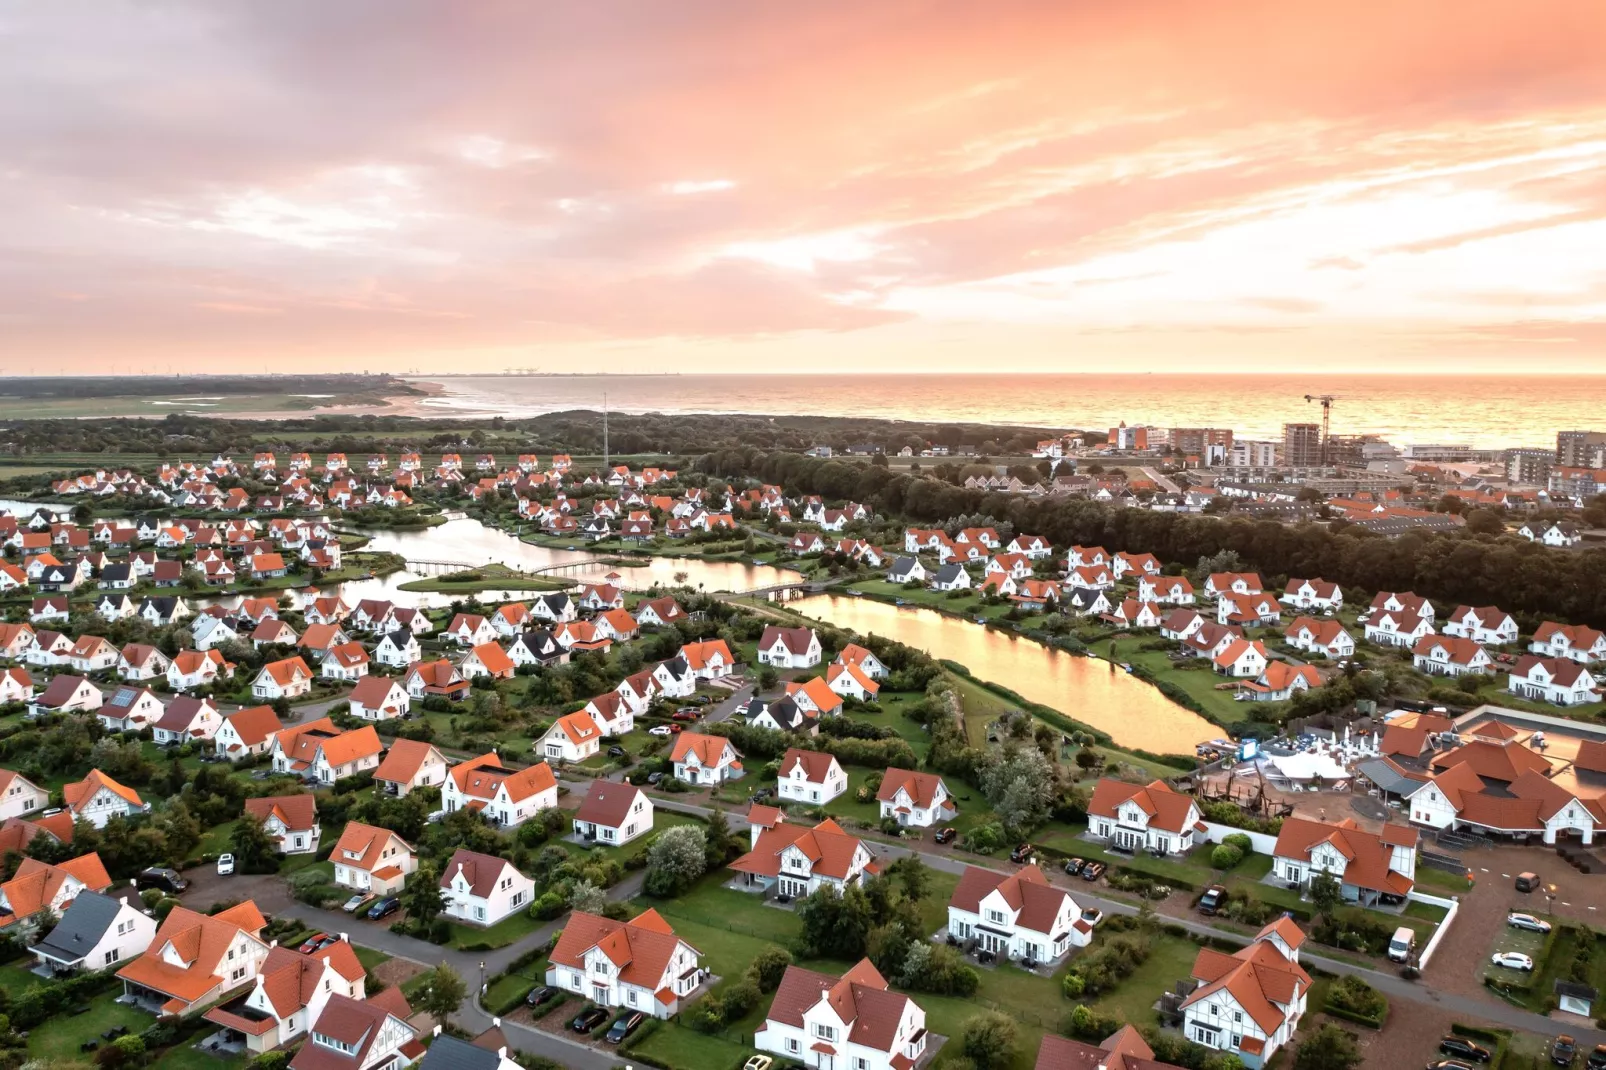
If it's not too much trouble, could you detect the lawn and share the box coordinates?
[1102,636,1251,726]
[152,1046,246,1070]
[562,811,702,867]
[352,945,391,971]
[447,907,550,950]
[26,988,152,1066]
[396,562,574,594]
[0,963,44,992]
[626,1020,755,1070]
[1482,922,1550,1000]
[1086,929,1203,1027]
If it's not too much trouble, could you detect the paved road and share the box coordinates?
[1139,466,1180,494]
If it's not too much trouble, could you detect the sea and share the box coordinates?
[409,373,1606,451]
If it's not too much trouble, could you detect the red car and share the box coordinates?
[671,710,700,722]
[297,932,331,954]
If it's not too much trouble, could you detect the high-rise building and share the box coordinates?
[1556,430,1606,468]
[1170,427,1234,458]
[1505,447,1554,486]
[1282,423,1323,467]
[1227,440,1278,468]
[1108,423,1149,450]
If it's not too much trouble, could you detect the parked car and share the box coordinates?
[1585,1044,1606,1069]
[427,809,446,823]
[367,897,401,920]
[1439,1036,1492,1063]
[1551,1036,1578,1067]
[649,725,673,737]
[297,932,332,954]
[606,1011,645,1043]
[1490,951,1534,971]
[743,1057,774,1070]
[216,853,235,876]
[752,788,773,803]
[1508,912,1552,933]
[571,1007,609,1033]
[525,985,559,1008]
[1063,857,1085,876]
[607,745,626,757]
[1199,885,1227,915]
[1080,908,1104,928]
[1426,1061,1477,1070]
[341,894,368,913]
[671,710,700,722]
[1081,861,1107,882]
[1009,843,1034,863]
[136,867,189,894]
[647,772,665,785]
[690,695,712,705]
[1515,872,1540,892]
[933,828,956,845]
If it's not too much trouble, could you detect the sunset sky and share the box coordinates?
[6,1,1606,375]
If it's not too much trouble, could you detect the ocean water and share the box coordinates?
[411,373,1606,450]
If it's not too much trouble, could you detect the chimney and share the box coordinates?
[492,1018,500,1028]
[270,939,277,948]
[432,1025,442,1037]
[339,932,348,942]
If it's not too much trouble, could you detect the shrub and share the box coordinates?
[1210,844,1243,869]
[1222,832,1253,854]
[747,945,793,993]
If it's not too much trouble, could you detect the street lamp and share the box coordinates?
[1546,884,1557,915]
[479,959,486,996]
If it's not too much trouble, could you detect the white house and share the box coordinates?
[1282,578,1342,612]
[97,686,165,732]
[1443,605,1519,646]
[168,649,231,692]
[0,769,48,821]
[439,849,535,926]
[678,639,736,679]
[670,732,743,785]
[347,675,410,720]
[373,739,449,797]
[201,940,368,1055]
[947,863,1089,964]
[572,780,655,847]
[270,720,384,784]
[540,711,603,764]
[876,768,955,828]
[886,556,927,584]
[756,626,822,669]
[930,563,972,592]
[441,752,558,828]
[1405,745,1601,845]
[252,656,315,701]
[63,770,148,828]
[731,815,875,897]
[546,908,704,1019]
[372,630,421,669]
[243,794,321,855]
[1086,778,1203,855]
[116,902,271,1015]
[331,821,416,896]
[151,696,222,744]
[297,993,417,1070]
[825,662,880,703]
[1411,635,1493,677]
[31,889,155,975]
[835,643,888,679]
[1181,918,1310,1069]
[1508,656,1600,706]
[755,960,928,1070]
[1529,622,1606,664]
[319,642,370,682]
[33,674,103,716]
[1213,639,1269,678]
[1138,574,1196,605]
[776,748,847,805]
[1283,618,1354,659]
[1272,817,1417,905]
[214,705,284,760]
[446,613,498,647]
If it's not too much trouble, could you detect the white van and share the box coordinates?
[1387,926,1415,962]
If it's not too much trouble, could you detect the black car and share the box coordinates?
[1009,843,1034,863]
[752,788,773,802]
[366,897,401,920]
[571,1007,609,1033]
[1063,857,1085,876]
[933,828,956,845]
[1199,885,1228,915]
[525,985,559,1008]
[1551,1036,1578,1067]
[1585,1044,1606,1069]
[135,867,188,894]
[607,745,626,757]
[606,1011,645,1043]
[1081,861,1107,882]
[1439,1036,1492,1063]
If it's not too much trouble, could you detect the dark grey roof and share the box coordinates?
[106,686,153,709]
[536,593,571,611]
[1064,587,1105,609]
[100,564,131,581]
[32,890,124,963]
[752,697,810,731]
[140,596,181,616]
[383,629,415,647]
[1355,758,1425,796]
[416,1034,502,1070]
[934,563,967,583]
[887,556,920,578]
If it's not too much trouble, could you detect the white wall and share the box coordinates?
[1198,821,1278,856]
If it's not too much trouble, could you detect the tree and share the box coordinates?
[400,863,444,925]
[1290,1023,1362,1070]
[643,825,708,897]
[415,964,467,1030]
[569,879,606,915]
[228,812,278,874]
[1309,871,1342,919]
[797,884,874,959]
[961,1011,1018,1070]
[976,744,1056,836]
[747,945,793,992]
[703,810,737,867]
[885,854,931,903]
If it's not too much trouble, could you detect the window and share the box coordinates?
[104,949,119,964]
[787,1039,800,1054]
[813,1025,835,1041]
[986,909,1008,924]
[1233,1011,1243,1023]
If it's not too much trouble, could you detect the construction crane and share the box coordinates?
[1303,394,1342,464]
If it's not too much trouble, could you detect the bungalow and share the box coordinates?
[506,628,567,669]
[785,676,844,717]
[1272,817,1417,905]
[1180,918,1309,1068]
[754,960,926,1070]
[116,902,269,1017]
[1063,587,1113,617]
[372,629,422,668]
[1113,551,1161,578]
[594,608,639,642]
[1522,521,1583,547]
[789,532,826,555]
[746,697,816,735]
[488,603,530,637]
[1363,607,1434,648]
[572,781,655,848]
[96,686,165,732]
[30,888,155,976]
[1443,605,1519,646]
[577,583,625,611]
[1204,572,1264,599]
[1086,778,1203,855]
[0,667,32,705]
[404,659,470,701]
[151,696,221,744]
[877,768,955,828]
[372,739,448,797]
[987,552,1035,580]
[1236,662,1323,702]
[33,673,103,715]
[250,553,288,579]
[1138,574,1196,605]
[1217,592,1283,627]
[331,822,416,896]
[1213,639,1269,678]
[671,732,743,785]
[825,661,880,703]
[348,675,410,721]
[1282,578,1343,612]
[1412,635,1493,677]
[546,908,704,1019]
[243,795,321,855]
[192,615,239,650]
[251,618,299,649]
[1108,598,1164,630]
[168,649,231,692]
[117,643,171,682]
[0,622,34,659]
[731,815,875,897]
[1530,622,1606,664]
[886,556,927,584]
[650,658,697,701]
[540,711,604,764]
[202,938,372,1057]
[634,597,686,627]
[64,769,148,827]
[138,596,190,627]
[252,656,315,700]
[1507,656,1600,706]
[0,770,46,821]
[930,563,972,591]
[529,592,576,624]
[1035,1029,1186,1070]
[756,626,822,669]
[458,641,516,681]
[947,863,1090,964]
[1283,618,1354,659]
[350,600,397,632]
[1065,545,1108,569]
[446,613,498,647]
[0,854,113,932]
[320,642,371,682]
[679,639,737,679]
[298,623,351,660]
[835,643,888,679]
[214,705,283,760]
[29,597,69,623]
[776,748,847,804]
[439,849,535,926]
[67,634,121,675]
[271,720,384,784]
[442,752,558,828]
[1007,534,1053,559]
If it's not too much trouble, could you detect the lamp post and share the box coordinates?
[1546,884,1557,915]
[479,959,486,996]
